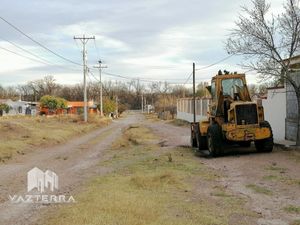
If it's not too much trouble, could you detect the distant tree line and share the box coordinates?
[0,75,270,112]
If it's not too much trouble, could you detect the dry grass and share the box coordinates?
[291,219,300,225]
[111,124,156,149]
[288,150,300,163]
[144,113,160,122]
[0,115,111,162]
[42,125,254,225]
[168,119,190,127]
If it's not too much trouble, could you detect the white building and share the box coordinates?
[262,87,286,143]
[0,99,37,116]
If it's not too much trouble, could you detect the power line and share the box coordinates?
[87,69,93,83]
[183,72,193,85]
[88,67,208,85]
[88,69,100,82]
[93,39,100,59]
[0,42,82,73]
[104,71,163,83]
[0,36,53,65]
[183,54,235,84]
[0,45,52,66]
[0,36,82,72]
[100,70,188,83]
[195,54,234,71]
[0,16,82,66]
[73,39,82,52]
[112,62,189,71]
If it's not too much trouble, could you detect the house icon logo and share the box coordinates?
[27,167,58,193]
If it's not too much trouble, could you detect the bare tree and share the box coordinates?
[226,0,300,145]
[43,75,58,95]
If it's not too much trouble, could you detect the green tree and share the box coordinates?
[40,95,67,111]
[100,98,116,115]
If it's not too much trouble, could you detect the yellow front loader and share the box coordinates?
[191,72,273,157]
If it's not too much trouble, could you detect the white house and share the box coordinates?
[0,99,37,116]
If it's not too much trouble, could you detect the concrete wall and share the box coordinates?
[176,111,207,123]
[176,98,210,122]
[262,87,286,142]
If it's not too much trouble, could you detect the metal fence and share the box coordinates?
[176,98,211,122]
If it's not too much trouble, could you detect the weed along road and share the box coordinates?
[0,112,300,225]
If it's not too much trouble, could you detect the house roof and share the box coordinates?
[0,99,12,103]
[283,55,300,63]
[283,55,300,69]
[67,101,95,107]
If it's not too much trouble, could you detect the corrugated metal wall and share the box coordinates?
[286,71,300,141]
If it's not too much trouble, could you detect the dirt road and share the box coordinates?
[0,113,143,225]
[148,119,300,225]
[0,112,299,225]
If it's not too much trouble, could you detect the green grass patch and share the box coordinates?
[265,165,287,173]
[263,175,280,181]
[246,184,273,195]
[284,205,300,214]
[263,174,300,187]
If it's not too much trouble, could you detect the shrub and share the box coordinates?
[40,95,67,110]
[0,103,10,116]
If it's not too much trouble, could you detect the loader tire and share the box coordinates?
[190,124,198,148]
[239,141,251,147]
[196,133,208,151]
[255,121,273,153]
[207,124,223,157]
[191,135,197,148]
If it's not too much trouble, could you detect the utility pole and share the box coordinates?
[94,60,107,116]
[193,62,196,123]
[141,92,144,113]
[115,95,118,118]
[74,35,95,122]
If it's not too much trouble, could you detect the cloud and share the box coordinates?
[0,0,287,87]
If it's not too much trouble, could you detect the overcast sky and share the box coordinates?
[0,0,285,87]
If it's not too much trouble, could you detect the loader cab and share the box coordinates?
[208,73,252,121]
[211,74,250,101]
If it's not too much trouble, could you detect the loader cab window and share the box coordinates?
[211,81,216,99]
[221,78,243,98]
